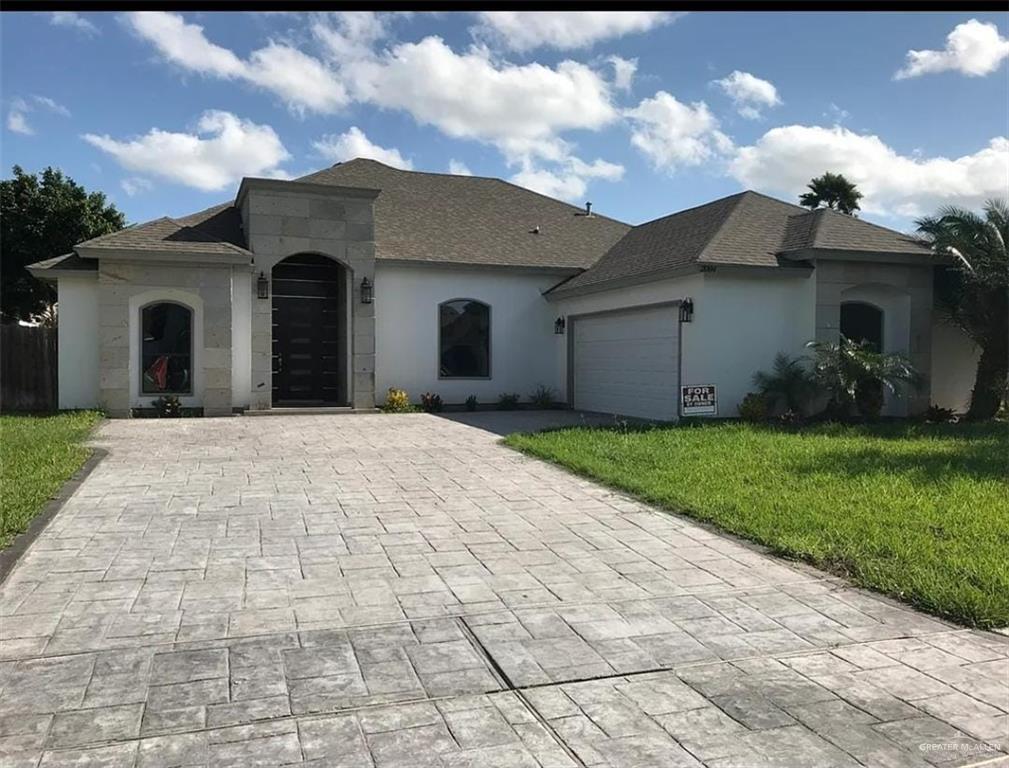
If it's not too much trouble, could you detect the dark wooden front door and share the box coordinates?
[272,254,347,406]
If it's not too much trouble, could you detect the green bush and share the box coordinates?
[465,395,478,412]
[738,392,770,423]
[497,393,521,411]
[152,395,182,417]
[528,384,557,409]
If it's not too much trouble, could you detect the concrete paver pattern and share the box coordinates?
[1,412,1006,767]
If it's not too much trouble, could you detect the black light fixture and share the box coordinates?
[360,276,374,304]
[257,271,269,300]
[679,298,694,323]
[554,316,566,334]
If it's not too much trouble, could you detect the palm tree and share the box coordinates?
[752,353,816,414]
[799,172,863,215]
[806,338,923,420]
[916,199,1008,420]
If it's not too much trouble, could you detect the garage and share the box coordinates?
[570,304,680,421]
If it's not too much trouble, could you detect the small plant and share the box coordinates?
[752,353,816,415]
[776,408,803,426]
[465,395,478,412]
[382,387,414,413]
[528,384,557,409]
[152,395,182,418]
[737,392,770,423]
[924,404,956,423]
[420,392,444,413]
[497,392,521,411]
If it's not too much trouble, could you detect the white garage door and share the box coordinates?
[572,305,679,421]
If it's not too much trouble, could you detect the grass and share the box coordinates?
[506,421,1009,629]
[0,411,103,549]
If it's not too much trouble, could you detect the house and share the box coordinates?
[28,158,978,420]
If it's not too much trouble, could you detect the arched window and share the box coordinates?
[439,299,490,378]
[840,301,883,352]
[141,302,193,394]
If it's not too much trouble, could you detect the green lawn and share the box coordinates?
[0,411,102,549]
[506,421,1009,629]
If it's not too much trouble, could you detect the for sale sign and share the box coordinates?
[681,384,717,416]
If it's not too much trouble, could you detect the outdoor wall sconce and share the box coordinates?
[554,316,566,334]
[257,272,269,300]
[679,298,694,323]
[360,277,374,304]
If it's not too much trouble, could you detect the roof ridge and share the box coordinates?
[631,190,750,230]
[696,192,752,262]
[813,205,916,239]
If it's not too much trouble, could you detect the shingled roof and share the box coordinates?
[74,203,249,256]
[551,191,931,295]
[297,159,630,269]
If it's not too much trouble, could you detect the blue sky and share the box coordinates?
[2,11,1007,229]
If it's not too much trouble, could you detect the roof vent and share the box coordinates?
[530,226,540,235]
[585,201,592,216]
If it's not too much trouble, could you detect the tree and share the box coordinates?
[799,172,863,215]
[806,337,923,420]
[1,165,125,323]
[916,199,1009,420]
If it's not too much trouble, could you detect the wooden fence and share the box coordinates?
[1,324,57,412]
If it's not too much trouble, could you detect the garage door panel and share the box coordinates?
[572,305,680,421]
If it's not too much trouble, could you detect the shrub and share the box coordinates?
[152,395,182,418]
[382,387,414,413]
[752,353,816,415]
[497,393,521,411]
[528,384,557,409]
[776,408,803,427]
[738,392,770,423]
[465,395,478,412]
[420,392,444,413]
[924,404,956,423]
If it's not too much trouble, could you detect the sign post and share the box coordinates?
[681,384,717,416]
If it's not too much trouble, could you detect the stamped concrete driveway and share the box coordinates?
[1,412,1006,768]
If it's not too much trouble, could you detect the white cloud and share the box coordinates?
[7,109,33,135]
[344,37,617,163]
[730,124,1009,218]
[83,110,291,191]
[121,177,153,196]
[312,126,413,169]
[448,159,472,175]
[124,12,347,114]
[31,95,71,116]
[626,91,733,171]
[510,156,623,201]
[50,12,98,35]
[474,11,680,51]
[312,11,389,63]
[714,70,781,119]
[895,19,1009,79]
[608,55,637,91]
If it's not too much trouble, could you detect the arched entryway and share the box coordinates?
[840,301,883,352]
[272,254,349,406]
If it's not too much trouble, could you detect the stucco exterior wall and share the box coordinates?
[96,262,235,417]
[241,184,377,410]
[814,260,933,414]
[931,319,981,412]
[553,270,816,418]
[374,263,567,405]
[56,275,100,410]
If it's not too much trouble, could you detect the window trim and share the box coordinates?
[140,300,194,396]
[437,298,492,380]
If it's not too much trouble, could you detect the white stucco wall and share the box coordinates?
[553,270,817,418]
[57,276,99,409]
[374,263,567,404]
[931,319,981,412]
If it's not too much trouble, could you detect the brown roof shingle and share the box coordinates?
[298,159,630,269]
[552,191,931,294]
[75,203,249,256]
